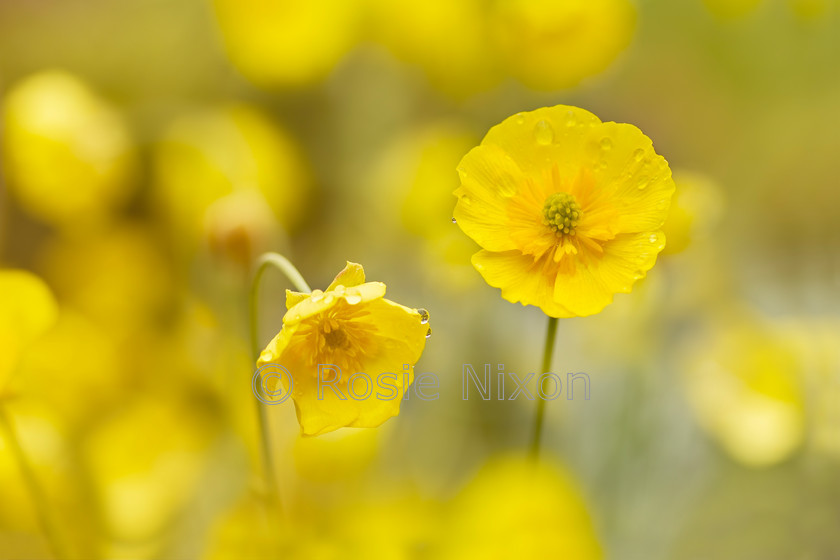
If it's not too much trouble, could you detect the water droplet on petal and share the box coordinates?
[310,290,324,302]
[461,195,472,206]
[451,217,457,224]
[514,113,526,125]
[649,233,659,243]
[534,120,554,145]
[633,148,645,162]
[637,179,649,190]
[417,308,430,324]
[345,293,362,305]
[333,284,346,296]
[425,327,433,339]
[564,111,577,127]
[600,137,612,151]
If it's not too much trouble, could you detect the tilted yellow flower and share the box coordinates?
[454,105,675,317]
[257,262,430,436]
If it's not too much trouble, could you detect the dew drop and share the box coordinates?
[333,284,346,296]
[417,308,430,324]
[564,111,577,127]
[637,179,649,191]
[514,113,526,125]
[600,137,613,151]
[345,293,362,305]
[649,233,659,243]
[451,217,457,224]
[461,196,472,206]
[534,120,554,145]
[633,148,645,162]
[425,327,433,339]
[310,289,324,302]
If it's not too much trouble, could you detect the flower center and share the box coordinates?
[542,192,582,237]
[322,318,347,348]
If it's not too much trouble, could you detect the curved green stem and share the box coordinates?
[530,316,558,459]
[0,406,67,560]
[248,252,310,506]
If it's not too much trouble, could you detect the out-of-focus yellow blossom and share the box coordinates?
[82,390,229,558]
[368,0,501,98]
[205,190,282,270]
[327,491,442,559]
[2,70,136,228]
[489,0,636,91]
[681,312,804,467]
[454,105,674,317]
[440,455,602,559]
[212,0,361,88]
[13,311,123,427]
[257,262,430,436]
[660,171,725,255]
[153,105,312,249]
[0,270,58,394]
[703,0,765,19]
[40,225,172,332]
[293,427,380,482]
[370,122,480,290]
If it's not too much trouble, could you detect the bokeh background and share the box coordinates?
[2,0,840,558]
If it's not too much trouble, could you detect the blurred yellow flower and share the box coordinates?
[40,224,172,333]
[213,0,361,88]
[454,105,674,317]
[368,0,501,97]
[489,0,636,91]
[681,312,804,467]
[660,170,725,255]
[0,270,58,393]
[153,105,312,249]
[2,70,136,229]
[257,262,429,436]
[441,455,602,559]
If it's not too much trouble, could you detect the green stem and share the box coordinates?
[530,316,559,459]
[0,406,67,560]
[248,253,310,506]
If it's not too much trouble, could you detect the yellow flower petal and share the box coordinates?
[282,282,386,326]
[472,250,574,318]
[326,261,366,291]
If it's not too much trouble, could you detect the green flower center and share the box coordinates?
[543,192,582,236]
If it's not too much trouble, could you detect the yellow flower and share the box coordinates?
[2,71,136,229]
[489,0,636,91]
[454,105,674,318]
[212,0,361,88]
[152,104,312,247]
[660,170,724,255]
[368,0,502,98]
[257,262,430,436]
[440,455,602,559]
[680,311,804,467]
